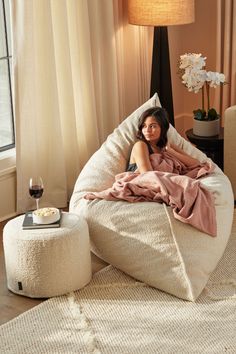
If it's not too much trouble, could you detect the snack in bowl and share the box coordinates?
[33,207,60,224]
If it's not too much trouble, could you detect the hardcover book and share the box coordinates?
[22,211,62,230]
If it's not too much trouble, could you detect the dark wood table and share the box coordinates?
[185,128,224,170]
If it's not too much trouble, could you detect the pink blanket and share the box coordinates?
[85,152,217,237]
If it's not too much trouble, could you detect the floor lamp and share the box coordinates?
[128,0,195,127]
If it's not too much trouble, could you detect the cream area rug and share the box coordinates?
[1,215,236,354]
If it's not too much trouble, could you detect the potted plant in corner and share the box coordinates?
[179,53,226,137]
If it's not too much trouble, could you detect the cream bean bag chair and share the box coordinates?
[69,94,234,301]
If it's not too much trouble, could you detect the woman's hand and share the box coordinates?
[165,141,200,167]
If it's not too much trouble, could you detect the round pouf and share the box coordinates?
[3,212,92,298]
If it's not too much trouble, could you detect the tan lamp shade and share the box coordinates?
[128,0,195,26]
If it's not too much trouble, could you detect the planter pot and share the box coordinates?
[193,117,220,137]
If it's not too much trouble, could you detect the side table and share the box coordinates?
[185,128,224,170]
[3,212,92,298]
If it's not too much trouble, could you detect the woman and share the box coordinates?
[127,107,200,173]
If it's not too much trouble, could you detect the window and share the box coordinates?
[0,0,14,152]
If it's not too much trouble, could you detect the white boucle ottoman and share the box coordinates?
[3,212,92,298]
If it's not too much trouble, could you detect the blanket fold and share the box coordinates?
[85,152,217,237]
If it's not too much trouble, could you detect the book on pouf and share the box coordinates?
[22,211,62,230]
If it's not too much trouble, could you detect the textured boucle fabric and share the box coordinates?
[224,105,236,198]
[0,213,236,353]
[69,94,234,301]
[3,212,92,298]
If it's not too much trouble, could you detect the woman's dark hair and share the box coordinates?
[137,107,169,149]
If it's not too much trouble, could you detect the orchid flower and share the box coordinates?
[179,53,226,120]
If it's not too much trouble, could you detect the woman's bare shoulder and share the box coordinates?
[129,140,149,163]
[133,140,148,150]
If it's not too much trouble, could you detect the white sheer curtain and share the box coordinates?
[11,0,152,213]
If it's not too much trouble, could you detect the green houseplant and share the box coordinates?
[179,53,226,136]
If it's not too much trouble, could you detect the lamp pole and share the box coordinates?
[150,26,174,126]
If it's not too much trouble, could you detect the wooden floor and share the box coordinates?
[0,215,107,326]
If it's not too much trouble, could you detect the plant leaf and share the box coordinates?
[193,109,206,120]
[207,108,218,121]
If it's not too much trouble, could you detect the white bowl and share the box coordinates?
[33,207,60,224]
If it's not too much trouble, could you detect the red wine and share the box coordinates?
[29,185,44,199]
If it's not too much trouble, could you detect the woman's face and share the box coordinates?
[141,116,161,144]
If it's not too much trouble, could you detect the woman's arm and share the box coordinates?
[131,141,153,173]
[166,142,200,167]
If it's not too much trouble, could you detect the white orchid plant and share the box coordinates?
[179,53,226,120]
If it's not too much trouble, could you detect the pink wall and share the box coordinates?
[168,0,218,136]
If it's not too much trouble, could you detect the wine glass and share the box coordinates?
[29,176,44,210]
